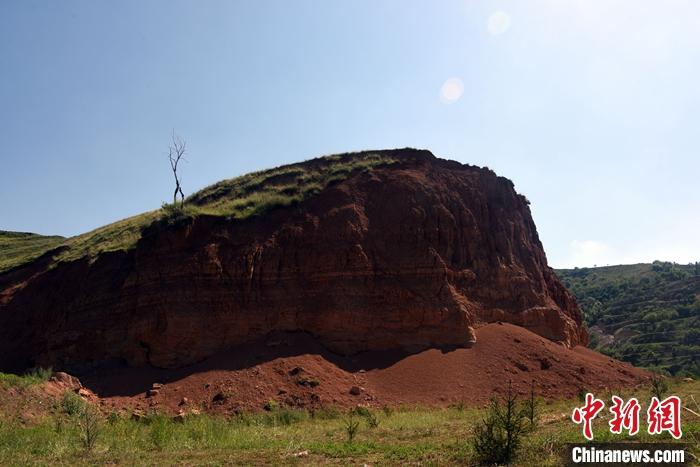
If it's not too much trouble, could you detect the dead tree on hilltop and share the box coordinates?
[168,131,186,207]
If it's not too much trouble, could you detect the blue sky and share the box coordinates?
[1,0,698,268]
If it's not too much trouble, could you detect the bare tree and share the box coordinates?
[168,131,186,207]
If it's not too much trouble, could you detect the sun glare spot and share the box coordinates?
[488,10,511,35]
[440,78,464,104]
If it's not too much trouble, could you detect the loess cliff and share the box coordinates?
[0,149,586,373]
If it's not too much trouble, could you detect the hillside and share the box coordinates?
[0,148,586,375]
[556,262,700,377]
[0,151,396,275]
[0,231,65,272]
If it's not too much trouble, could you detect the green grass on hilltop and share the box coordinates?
[557,262,700,377]
[186,151,394,217]
[52,211,163,265]
[0,231,65,273]
[0,152,397,274]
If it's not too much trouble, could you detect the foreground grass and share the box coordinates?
[0,151,397,274]
[0,378,697,466]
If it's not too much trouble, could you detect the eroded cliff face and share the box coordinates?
[0,150,586,372]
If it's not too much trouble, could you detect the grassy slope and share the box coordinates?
[557,262,700,377]
[0,152,396,274]
[0,372,697,466]
[0,231,65,272]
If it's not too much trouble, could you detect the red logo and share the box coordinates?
[647,396,682,439]
[609,396,641,435]
[572,393,605,440]
[571,393,683,440]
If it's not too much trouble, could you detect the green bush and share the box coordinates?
[650,374,669,400]
[352,407,379,428]
[521,381,539,430]
[364,411,379,429]
[78,405,100,451]
[343,413,360,443]
[472,383,527,465]
[159,202,200,224]
[61,391,86,417]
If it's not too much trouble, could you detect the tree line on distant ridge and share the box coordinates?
[557,261,700,377]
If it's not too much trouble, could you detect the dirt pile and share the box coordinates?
[0,149,584,373]
[82,323,649,415]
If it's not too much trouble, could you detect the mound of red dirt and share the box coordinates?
[82,323,648,415]
[0,149,585,373]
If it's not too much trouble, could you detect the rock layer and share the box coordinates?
[0,149,586,372]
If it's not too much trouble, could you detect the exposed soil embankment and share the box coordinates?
[1,149,584,373]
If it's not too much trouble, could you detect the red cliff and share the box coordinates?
[0,149,586,373]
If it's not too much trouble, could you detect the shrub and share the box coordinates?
[650,374,668,400]
[78,405,101,451]
[472,382,527,465]
[61,391,86,416]
[343,413,360,443]
[353,407,379,429]
[521,381,539,430]
[364,411,379,429]
[159,202,199,224]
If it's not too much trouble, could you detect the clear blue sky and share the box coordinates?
[1,0,698,268]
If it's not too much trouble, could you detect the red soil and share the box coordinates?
[79,323,649,416]
[0,150,586,374]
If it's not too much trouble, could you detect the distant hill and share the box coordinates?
[556,262,700,377]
